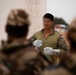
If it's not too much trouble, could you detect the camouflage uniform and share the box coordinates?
[41,18,76,75]
[0,39,51,75]
[41,53,76,75]
[0,39,37,75]
[30,30,68,62]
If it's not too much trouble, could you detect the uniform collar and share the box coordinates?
[41,29,55,35]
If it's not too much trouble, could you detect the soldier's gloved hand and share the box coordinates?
[33,40,42,48]
[43,47,55,55]
[43,47,61,55]
[54,49,61,55]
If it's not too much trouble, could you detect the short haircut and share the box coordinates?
[43,13,54,21]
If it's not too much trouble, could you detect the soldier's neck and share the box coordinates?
[44,28,53,33]
[7,36,26,43]
[7,36,15,43]
[44,28,53,38]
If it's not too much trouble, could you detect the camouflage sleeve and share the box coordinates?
[29,33,37,43]
[57,35,68,51]
[33,52,51,75]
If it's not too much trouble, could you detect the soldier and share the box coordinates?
[0,9,50,75]
[30,13,68,62]
[41,18,76,75]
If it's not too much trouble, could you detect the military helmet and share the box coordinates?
[6,9,30,38]
[7,9,30,26]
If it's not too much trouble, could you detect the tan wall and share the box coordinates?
[25,0,47,38]
[0,0,47,40]
[0,0,26,40]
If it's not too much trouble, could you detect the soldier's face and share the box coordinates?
[43,18,53,29]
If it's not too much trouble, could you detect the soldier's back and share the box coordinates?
[0,39,38,75]
[1,39,51,75]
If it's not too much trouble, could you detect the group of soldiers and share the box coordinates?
[0,9,76,75]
